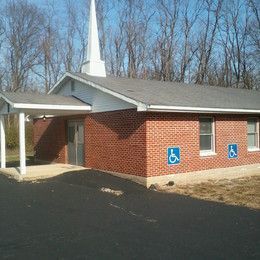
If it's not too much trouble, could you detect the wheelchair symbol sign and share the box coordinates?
[167,147,180,165]
[228,144,238,159]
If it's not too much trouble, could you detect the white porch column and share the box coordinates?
[0,116,6,168]
[19,112,26,175]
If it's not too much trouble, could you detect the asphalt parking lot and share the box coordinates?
[0,170,259,259]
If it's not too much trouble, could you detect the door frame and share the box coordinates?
[66,120,85,166]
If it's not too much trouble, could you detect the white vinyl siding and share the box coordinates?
[247,118,259,150]
[57,79,135,113]
[199,117,215,155]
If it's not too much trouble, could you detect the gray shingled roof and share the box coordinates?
[1,91,88,106]
[71,72,260,110]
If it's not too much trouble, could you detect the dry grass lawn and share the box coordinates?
[164,175,260,210]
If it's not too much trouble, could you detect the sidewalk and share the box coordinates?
[0,164,86,182]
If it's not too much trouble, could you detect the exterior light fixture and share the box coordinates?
[43,114,46,122]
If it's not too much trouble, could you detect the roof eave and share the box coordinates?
[147,105,260,114]
[13,103,92,111]
[0,90,91,112]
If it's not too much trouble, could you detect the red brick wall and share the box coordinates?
[84,109,147,176]
[33,117,67,163]
[33,111,260,178]
[146,113,260,177]
[34,115,87,164]
[33,110,147,177]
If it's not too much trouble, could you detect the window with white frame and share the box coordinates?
[247,118,259,150]
[199,117,215,153]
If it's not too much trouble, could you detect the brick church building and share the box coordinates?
[1,0,259,186]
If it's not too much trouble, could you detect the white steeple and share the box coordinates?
[81,0,106,77]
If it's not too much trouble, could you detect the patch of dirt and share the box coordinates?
[164,175,260,210]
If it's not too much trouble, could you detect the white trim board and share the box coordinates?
[13,103,91,111]
[147,105,260,114]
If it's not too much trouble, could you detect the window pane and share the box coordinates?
[248,133,256,148]
[200,118,212,134]
[247,119,256,133]
[200,135,212,150]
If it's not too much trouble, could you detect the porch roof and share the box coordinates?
[0,91,91,116]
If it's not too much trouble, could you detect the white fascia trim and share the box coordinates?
[13,103,91,111]
[49,72,147,110]
[147,105,260,114]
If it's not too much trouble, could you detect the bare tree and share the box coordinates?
[0,17,5,88]
[41,25,63,92]
[178,0,201,82]
[61,0,77,72]
[247,0,260,52]
[114,0,152,78]
[107,20,126,77]
[195,0,223,85]
[152,0,180,81]
[247,0,260,89]
[3,0,46,92]
[30,1,63,93]
[218,0,254,88]
[0,0,259,90]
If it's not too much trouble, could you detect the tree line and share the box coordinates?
[0,0,259,93]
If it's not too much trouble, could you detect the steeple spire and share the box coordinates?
[81,0,106,77]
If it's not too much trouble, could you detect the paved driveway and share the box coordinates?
[0,170,259,259]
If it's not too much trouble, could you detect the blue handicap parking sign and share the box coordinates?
[167,147,180,165]
[228,144,238,159]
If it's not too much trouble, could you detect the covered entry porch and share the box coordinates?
[0,91,91,175]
